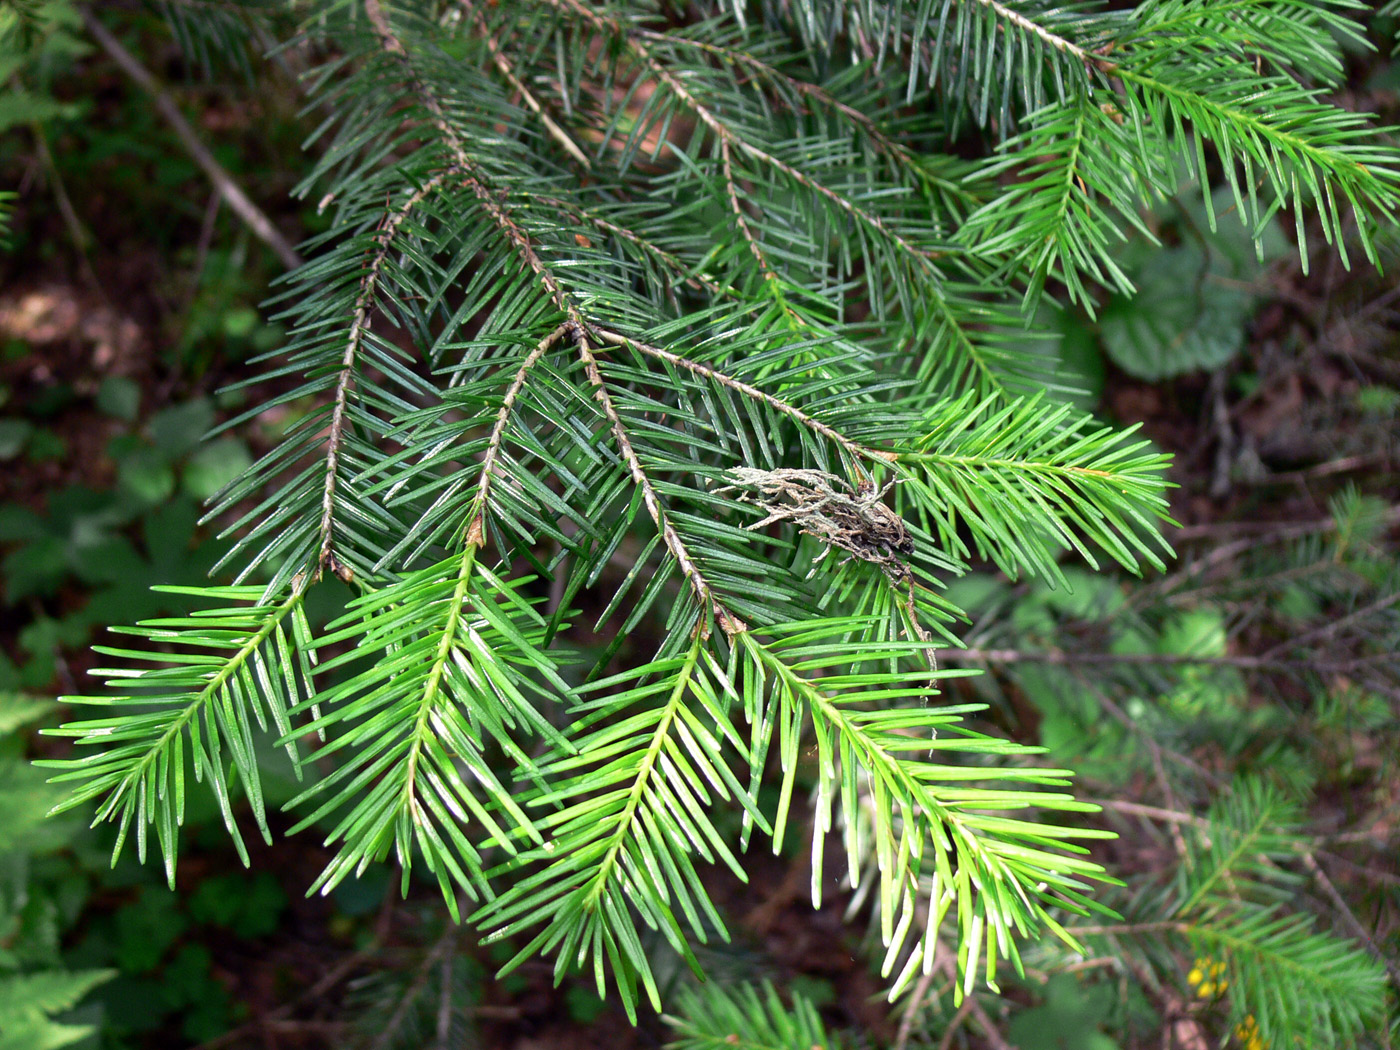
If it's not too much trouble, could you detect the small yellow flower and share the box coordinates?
[1234,1013,1267,1050]
[1187,957,1228,997]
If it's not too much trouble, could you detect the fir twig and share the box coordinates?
[321,170,452,576]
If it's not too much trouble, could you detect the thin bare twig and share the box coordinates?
[434,948,453,1050]
[1315,849,1400,888]
[936,997,976,1050]
[188,933,391,1050]
[1071,921,1188,937]
[895,969,938,1050]
[1172,517,1340,541]
[1149,744,1191,861]
[1301,849,1400,991]
[1315,825,1400,846]
[187,190,223,307]
[1267,453,1394,485]
[1257,589,1400,661]
[31,122,104,294]
[367,927,460,1050]
[1206,370,1234,499]
[1086,798,1211,830]
[896,940,993,1050]
[963,982,1013,1048]
[932,939,1013,1050]
[1136,504,1400,607]
[948,646,1392,674]
[79,7,303,270]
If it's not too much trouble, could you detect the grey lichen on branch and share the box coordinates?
[720,467,914,576]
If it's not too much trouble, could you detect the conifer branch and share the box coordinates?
[526,194,733,297]
[653,50,936,270]
[592,328,896,468]
[364,0,575,318]
[971,0,1098,67]
[495,0,1022,396]
[321,170,452,575]
[42,586,311,880]
[1115,65,1390,213]
[368,0,741,629]
[721,138,775,281]
[539,0,945,270]
[55,2,1398,1031]
[563,635,708,1011]
[466,323,571,547]
[574,329,741,636]
[630,25,946,189]
[466,3,592,168]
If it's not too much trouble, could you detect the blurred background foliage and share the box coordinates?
[0,1,1396,1048]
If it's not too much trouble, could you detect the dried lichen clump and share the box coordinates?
[720,467,914,579]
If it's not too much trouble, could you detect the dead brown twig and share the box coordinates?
[894,940,1013,1050]
[947,646,1392,675]
[78,8,303,271]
